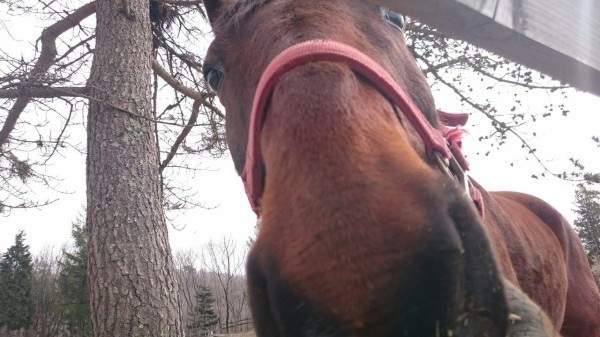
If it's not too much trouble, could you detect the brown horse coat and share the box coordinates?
[484,188,600,336]
[201,0,600,336]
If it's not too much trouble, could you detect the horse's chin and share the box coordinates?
[503,280,561,337]
[254,173,516,336]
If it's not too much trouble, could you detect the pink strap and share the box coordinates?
[438,109,469,127]
[443,126,470,171]
[441,120,486,217]
[243,40,452,215]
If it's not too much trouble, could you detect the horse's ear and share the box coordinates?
[202,0,222,25]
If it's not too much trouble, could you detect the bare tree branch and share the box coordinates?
[0,0,226,213]
[160,100,200,172]
[151,59,224,119]
[0,2,96,148]
[43,98,74,164]
[158,0,202,5]
[0,86,88,99]
[414,52,576,181]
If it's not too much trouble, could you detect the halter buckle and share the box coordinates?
[433,151,470,198]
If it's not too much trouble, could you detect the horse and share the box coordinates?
[200,0,600,336]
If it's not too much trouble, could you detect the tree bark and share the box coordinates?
[86,1,183,336]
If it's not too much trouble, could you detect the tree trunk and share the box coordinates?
[86,1,183,336]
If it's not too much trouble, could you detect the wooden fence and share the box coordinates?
[217,317,253,334]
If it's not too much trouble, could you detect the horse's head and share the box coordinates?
[203,0,440,173]
[202,1,555,336]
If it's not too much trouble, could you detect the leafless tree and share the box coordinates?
[403,20,600,182]
[2,1,222,336]
[173,247,251,334]
[0,0,224,215]
[1,1,223,335]
[30,248,63,337]
[173,249,206,328]
[204,238,247,333]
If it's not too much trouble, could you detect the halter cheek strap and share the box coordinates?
[242,39,480,217]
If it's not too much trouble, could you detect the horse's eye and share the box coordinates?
[202,64,225,92]
[381,7,405,32]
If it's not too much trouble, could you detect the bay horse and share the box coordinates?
[200,0,600,336]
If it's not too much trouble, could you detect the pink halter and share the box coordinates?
[241,40,480,216]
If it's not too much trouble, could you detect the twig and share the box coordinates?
[43,98,74,164]
[151,59,224,119]
[0,86,88,98]
[415,53,565,179]
[160,100,200,172]
[158,0,202,6]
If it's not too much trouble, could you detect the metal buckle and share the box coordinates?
[433,151,471,198]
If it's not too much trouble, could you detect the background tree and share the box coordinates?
[573,184,600,263]
[86,0,184,335]
[204,238,246,333]
[173,247,251,334]
[591,257,600,289]
[57,215,91,337]
[0,0,222,215]
[0,237,252,336]
[188,285,219,336]
[0,231,34,335]
[174,250,204,321]
[31,248,63,337]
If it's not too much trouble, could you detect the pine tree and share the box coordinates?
[188,286,219,336]
[573,183,600,262]
[0,231,34,331]
[58,218,91,337]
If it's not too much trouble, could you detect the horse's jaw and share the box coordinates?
[247,61,509,336]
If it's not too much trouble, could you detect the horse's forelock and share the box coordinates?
[212,0,271,31]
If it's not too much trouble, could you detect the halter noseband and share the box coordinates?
[242,40,479,216]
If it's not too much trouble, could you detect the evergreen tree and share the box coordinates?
[573,183,600,262]
[58,218,91,337]
[0,231,34,331]
[188,286,219,336]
